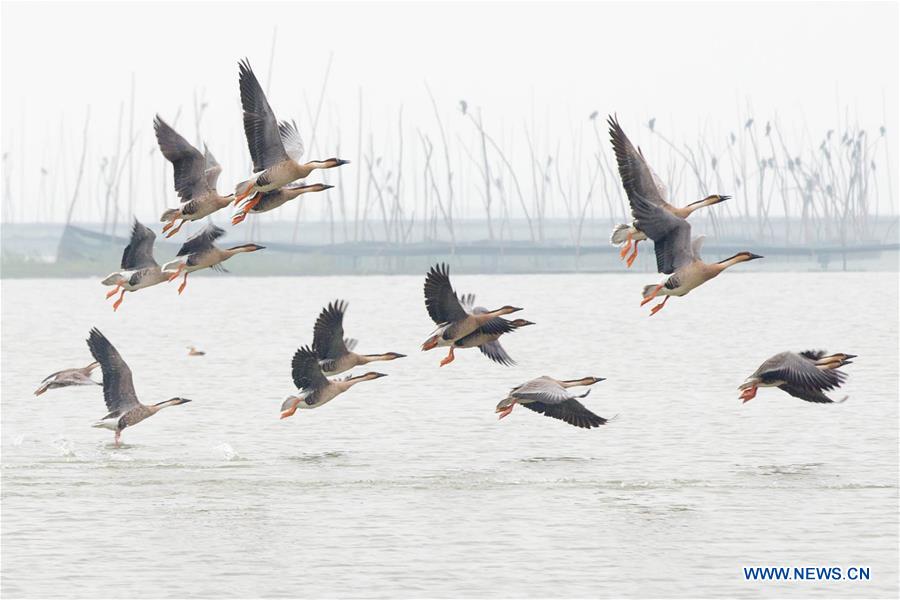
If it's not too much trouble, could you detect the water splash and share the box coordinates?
[216,442,242,462]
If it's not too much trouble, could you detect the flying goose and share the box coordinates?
[312,300,405,376]
[155,116,233,238]
[608,115,729,267]
[739,350,856,403]
[87,328,191,446]
[161,224,264,294]
[421,263,523,366]
[637,232,762,315]
[280,345,387,418]
[495,376,608,428]
[232,181,333,225]
[101,219,171,311]
[232,59,349,215]
[34,361,101,396]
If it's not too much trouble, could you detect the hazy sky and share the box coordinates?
[2,1,897,223]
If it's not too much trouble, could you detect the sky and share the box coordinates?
[1,0,898,223]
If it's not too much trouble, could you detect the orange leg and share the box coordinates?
[619,232,633,259]
[177,272,189,295]
[105,284,121,299]
[626,240,639,268]
[114,431,121,447]
[162,219,176,233]
[740,386,758,403]
[640,283,664,306]
[112,289,126,311]
[439,347,455,367]
[649,296,669,316]
[234,187,256,204]
[167,263,184,282]
[232,196,261,225]
[165,219,185,238]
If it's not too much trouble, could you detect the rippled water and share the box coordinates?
[2,272,898,598]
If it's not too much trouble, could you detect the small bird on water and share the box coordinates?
[187,346,206,357]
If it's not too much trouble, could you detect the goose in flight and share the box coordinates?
[232,59,349,215]
[608,115,728,267]
[280,345,387,419]
[637,231,762,316]
[86,328,191,446]
[34,361,101,396]
[232,181,334,225]
[495,376,609,428]
[739,350,855,404]
[154,116,233,238]
[312,300,405,376]
[101,219,171,311]
[161,223,264,294]
[421,263,523,366]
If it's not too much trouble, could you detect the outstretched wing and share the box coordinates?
[759,351,847,392]
[278,120,305,163]
[777,383,842,404]
[521,398,608,428]
[203,144,223,190]
[628,191,694,274]
[176,223,225,257]
[121,219,158,269]
[424,263,468,325]
[154,115,209,201]
[238,58,289,172]
[291,345,329,391]
[86,328,140,413]
[608,115,672,210]
[478,340,515,366]
[313,300,350,360]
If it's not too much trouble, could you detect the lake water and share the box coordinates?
[2,272,898,598]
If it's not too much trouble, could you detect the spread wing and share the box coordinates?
[203,144,223,190]
[238,58,289,172]
[278,120,305,163]
[521,398,608,428]
[424,263,468,325]
[120,219,158,269]
[176,223,225,257]
[291,345,329,391]
[313,300,349,360]
[758,351,847,392]
[628,190,694,274]
[777,383,842,404]
[608,115,672,210]
[477,340,515,366]
[154,115,209,201]
[86,328,139,413]
[511,377,577,404]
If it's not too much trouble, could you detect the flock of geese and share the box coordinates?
[34,61,856,445]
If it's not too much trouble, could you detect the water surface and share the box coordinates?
[2,273,898,597]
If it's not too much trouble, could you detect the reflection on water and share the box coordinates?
[2,273,898,597]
